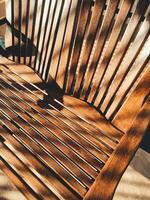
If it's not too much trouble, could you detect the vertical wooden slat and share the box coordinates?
[41,0,59,79]
[73,0,107,96]
[80,0,120,100]
[56,0,79,89]
[65,0,92,94]
[24,0,35,66]
[37,0,52,75]
[11,0,15,61]
[87,0,134,104]
[24,0,30,65]
[17,0,22,63]
[49,0,72,82]
[94,0,149,110]
[112,62,150,132]
[29,0,38,67]
[107,33,150,120]
[63,0,83,90]
[33,0,46,71]
[12,0,20,62]
[44,0,66,81]
[109,65,150,122]
[104,6,150,118]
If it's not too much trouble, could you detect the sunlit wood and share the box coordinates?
[0,0,149,199]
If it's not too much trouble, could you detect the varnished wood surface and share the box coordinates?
[1,0,150,199]
[84,95,150,200]
[4,0,150,122]
[0,58,122,199]
[0,57,149,199]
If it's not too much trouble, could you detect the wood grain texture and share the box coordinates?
[84,95,150,200]
[1,0,150,199]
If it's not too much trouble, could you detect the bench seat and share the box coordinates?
[0,58,124,200]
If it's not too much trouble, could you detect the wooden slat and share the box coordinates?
[0,65,111,165]
[0,142,55,200]
[0,91,94,189]
[73,0,106,96]
[28,0,38,67]
[23,0,30,65]
[37,0,52,74]
[9,0,22,62]
[0,107,87,198]
[44,0,66,81]
[97,1,150,114]
[33,0,46,71]
[84,95,150,200]
[113,61,150,132]
[106,24,150,119]
[17,0,22,63]
[49,0,72,81]
[0,156,38,200]
[49,101,117,151]
[56,0,78,88]
[93,0,141,108]
[0,84,105,171]
[24,0,36,66]
[0,61,123,139]
[0,63,123,144]
[0,65,120,148]
[63,99,123,142]
[2,88,96,185]
[65,0,92,93]
[11,0,15,61]
[80,0,120,100]
[0,92,92,191]
[40,0,59,79]
[87,0,134,103]
[0,125,79,200]
[0,67,108,167]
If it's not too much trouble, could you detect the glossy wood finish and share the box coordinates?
[0,0,150,199]
[0,59,120,199]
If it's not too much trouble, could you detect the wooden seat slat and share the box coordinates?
[0,78,100,179]
[0,92,101,181]
[0,111,87,197]
[0,64,121,146]
[0,71,112,161]
[0,154,41,200]
[0,126,80,200]
[0,142,57,200]
[0,64,123,142]
[0,92,106,172]
[0,93,94,188]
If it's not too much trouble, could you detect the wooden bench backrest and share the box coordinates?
[5,0,150,121]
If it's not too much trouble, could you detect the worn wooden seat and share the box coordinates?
[0,0,150,199]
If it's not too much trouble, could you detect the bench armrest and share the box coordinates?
[84,95,150,200]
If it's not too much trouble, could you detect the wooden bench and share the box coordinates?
[0,0,150,199]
